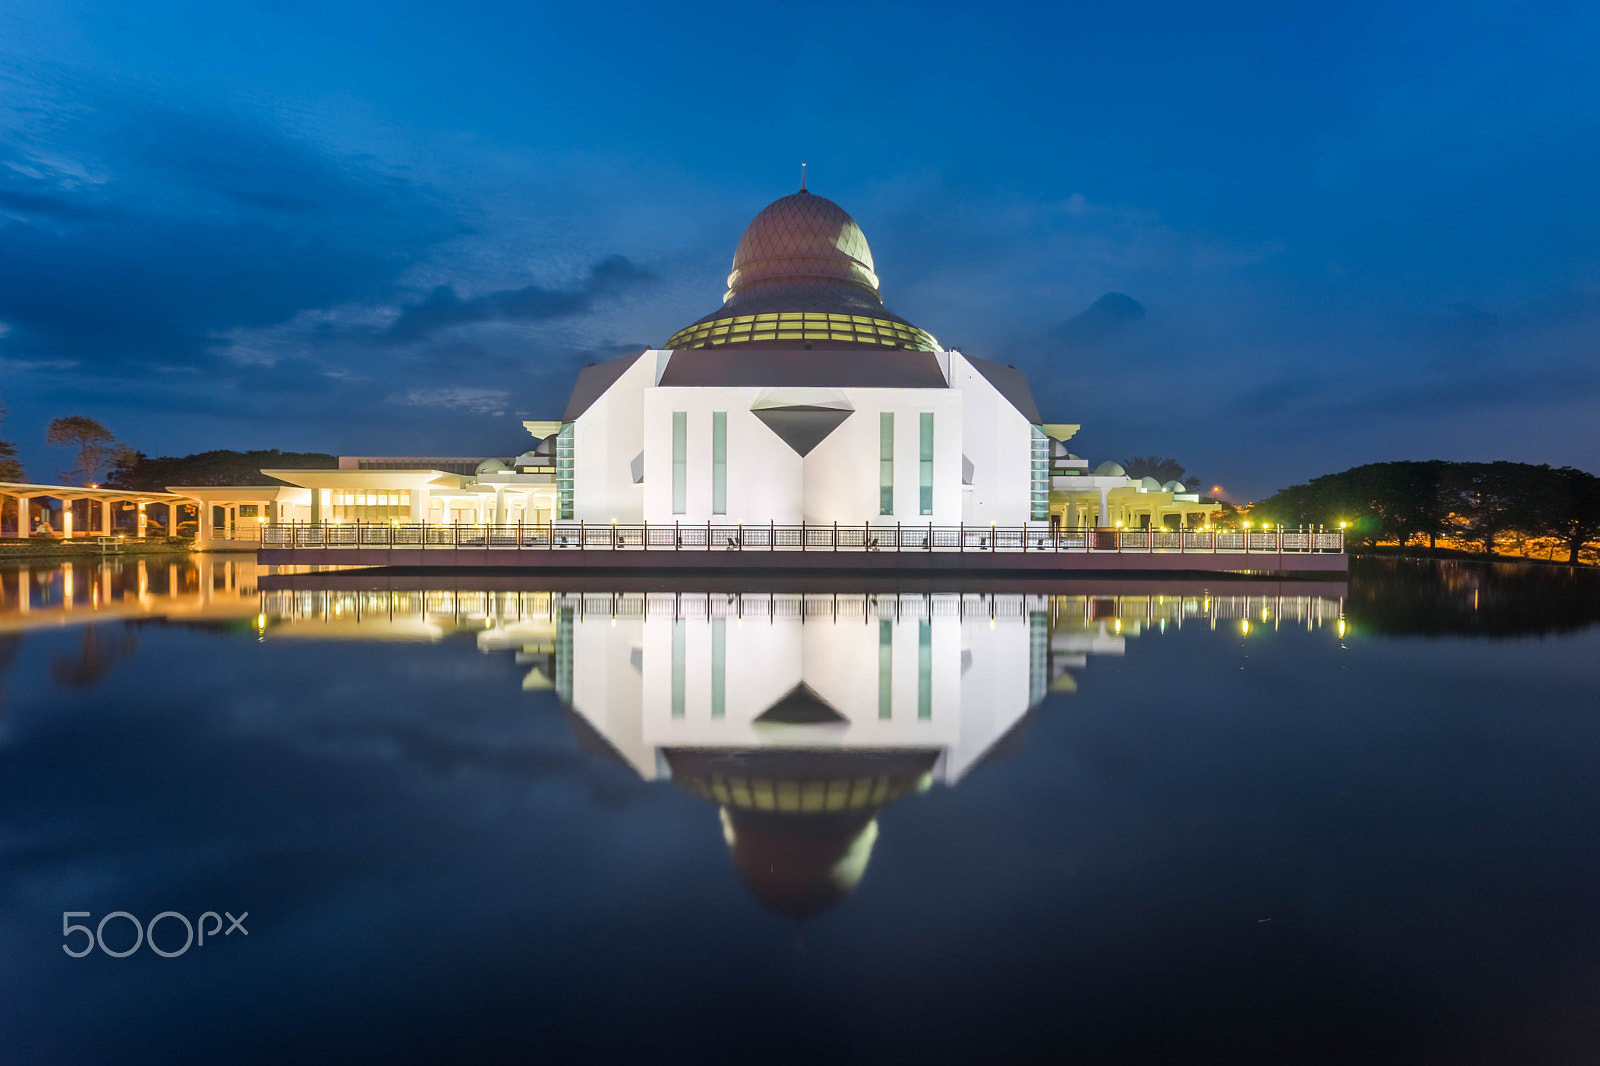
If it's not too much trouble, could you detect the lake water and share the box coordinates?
[2,556,1597,1064]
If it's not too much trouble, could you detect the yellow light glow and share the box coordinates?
[1337,619,1347,637]
[1339,521,1348,529]
[1243,520,1252,529]
[1240,619,1251,635]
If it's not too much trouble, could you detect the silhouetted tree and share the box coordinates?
[1530,466,1600,565]
[1121,456,1199,489]
[1252,460,1600,562]
[45,415,126,485]
[106,448,337,490]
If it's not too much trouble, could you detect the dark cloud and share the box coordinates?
[1053,292,1146,348]
[384,255,653,342]
[0,103,458,374]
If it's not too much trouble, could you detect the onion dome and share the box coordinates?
[665,189,938,352]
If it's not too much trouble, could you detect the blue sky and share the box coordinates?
[1,0,1597,497]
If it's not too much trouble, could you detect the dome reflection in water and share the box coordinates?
[262,582,1346,917]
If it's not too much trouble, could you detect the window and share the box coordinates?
[556,424,575,520]
[672,412,687,515]
[919,413,934,515]
[878,619,892,719]
[712,411,727,515]
[1030,426,1050,522]
[879,412,894,515]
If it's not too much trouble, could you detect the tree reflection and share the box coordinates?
[1347,557,1600,637]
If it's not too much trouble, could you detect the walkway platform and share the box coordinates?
[257,523,1347,576]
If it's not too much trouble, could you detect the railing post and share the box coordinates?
[959,521,964,552]
[580,519,585,549]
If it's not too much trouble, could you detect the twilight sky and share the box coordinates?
[2,0,1597,498]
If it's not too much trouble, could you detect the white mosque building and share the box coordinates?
[176,186,1214,544]
[545,187,1213,533]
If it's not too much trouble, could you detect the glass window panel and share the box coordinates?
[920,412,934,515]
[712,411,727,515]
[672,411,687,515]
[880,412,894,515]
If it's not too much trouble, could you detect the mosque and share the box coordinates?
[542,186,1214,533]
[169,185,1217,544]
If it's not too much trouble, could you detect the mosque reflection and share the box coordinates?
[261,582,1346,917]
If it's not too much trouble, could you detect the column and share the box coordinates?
[62,501,74,538]
[17,496,28,538]
[310,488,322,524]
[137,502,148,537]
[1097,488,1110,528]
[196,503,212,548]
[101,499,112,535]
[167,502,178,537]
[409,487,426,521]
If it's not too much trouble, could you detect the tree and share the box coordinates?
[0,400,22,481]
[46,416,122,485]
[1122,455,1200,489]
[105,448,337,490]
[1530,466,1600,565]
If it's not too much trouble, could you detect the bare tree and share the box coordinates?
[46,415,122,485]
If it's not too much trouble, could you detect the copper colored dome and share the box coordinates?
[664,189,937,352]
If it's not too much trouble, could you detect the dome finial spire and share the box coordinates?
[800,161,807,193]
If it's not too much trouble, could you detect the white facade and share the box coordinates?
[565,348,1041,529]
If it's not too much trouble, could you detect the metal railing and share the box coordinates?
[259,521,1345,554]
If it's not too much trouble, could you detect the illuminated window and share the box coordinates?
[1030,426,1050,522]
[880,412,894,515]
[672,412,687,515]
[556,424,575,519]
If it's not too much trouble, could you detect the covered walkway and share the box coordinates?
[0,481,196,540]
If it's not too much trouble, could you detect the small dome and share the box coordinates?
[1140,476,1162,491]
[1093,461,1126,477]
[1162,480,1187,493]
[475,458,509,475]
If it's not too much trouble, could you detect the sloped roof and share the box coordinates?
[962,354,1041,424]
[563,349,648,421]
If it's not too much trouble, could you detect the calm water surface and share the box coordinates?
[1,556,1597,1064]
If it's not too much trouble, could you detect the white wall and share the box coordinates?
[571,353,654,523]
[801,388,964,526]
[948,352,1034,527]
[640,387,805,525]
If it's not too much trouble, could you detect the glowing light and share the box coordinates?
[1337,619,1347,638]
[1240,619,1251,635]
[1338,521,1348,529]
[1243,520,1252,529]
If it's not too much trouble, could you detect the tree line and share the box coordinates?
[1249,460,1600,564]
[0,405,332,488]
